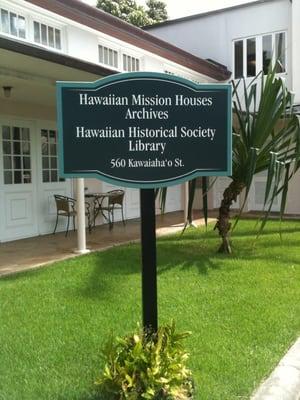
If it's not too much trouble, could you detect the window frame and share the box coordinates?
[98,42,120,70]
[122,53,141,72]
[232,31,287,79]
[0,6,27,40]
[31,18,64,51]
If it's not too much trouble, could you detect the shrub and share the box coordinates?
[95,321,194,399]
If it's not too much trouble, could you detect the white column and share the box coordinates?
[75,178,90,254]
[292,0,300,102]
[184,182,189,222]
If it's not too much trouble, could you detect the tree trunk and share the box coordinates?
[214,180,245,254]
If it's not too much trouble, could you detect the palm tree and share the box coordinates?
[214,66,300,253]
[157,67,300,253]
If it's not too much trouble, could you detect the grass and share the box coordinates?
[0,219,300,400]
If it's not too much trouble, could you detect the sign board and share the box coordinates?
[57,72,231,188]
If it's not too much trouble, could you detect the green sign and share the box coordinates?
[57,72,231,188]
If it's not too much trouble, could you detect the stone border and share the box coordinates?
[251,338,300,400]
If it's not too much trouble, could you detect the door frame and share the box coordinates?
[0,115,39,242]
[36,119,73,235]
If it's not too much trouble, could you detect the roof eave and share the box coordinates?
[25,0,231,81]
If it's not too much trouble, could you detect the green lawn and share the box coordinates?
[1,219,300,400]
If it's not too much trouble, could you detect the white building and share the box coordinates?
[0,0,230,243]
[147,0,300,214]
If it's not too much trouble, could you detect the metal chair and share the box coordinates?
[53,194,91,236]
[93,190,125,229]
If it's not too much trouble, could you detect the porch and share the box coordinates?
[0,211,214,277]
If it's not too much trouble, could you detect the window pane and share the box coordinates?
[49,130,56,141]
[4,171,12,184]
[41,24,47,45]
[3,126,11,140]
[34,21,40,43]
[50,157,57,168]
[18,16,25,38]
[22,141,30,155]
[275,33,285,73]
[123,54,127,70]
[247,38,256,77]
[14,171,22,184]
[234,40,243,78]
[23,157,31,169]
[21,128,30,141]
[128,56,132,71]
[42,157,49,169]
[23,171,31,184]
[13,127,20,140]
[51,170,58,182]
[3,141,11,154]
[48,26,54,47]
[99,45,103,63]
[136,59,140,71]
[13,141,21,154]
[1,9,9,33]
[3,156,11,169]
[50,143,57,156]
[13,156,21,169]
[55,29,61,49]
[113,51,118,68]
[262,35,272,74]
[10,12,18,36]
[104,47,108,64]
[43,170,50,182]
[109,49,113,66]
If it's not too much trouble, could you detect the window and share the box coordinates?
[275,32,285,73]
[233,32,286,79]
[0,8,26,38]
[123,54,140,72]
[234,40,243,79]
[246,38,256,77]
[99,45,118,68]
[262,35,272,74]
[2,125,31,185]
[33,21,61,49]
[41,129,63,183]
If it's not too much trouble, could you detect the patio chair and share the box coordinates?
[53,195,91,237]
[93,190,125,229]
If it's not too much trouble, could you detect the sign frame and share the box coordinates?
[56,72,232,189]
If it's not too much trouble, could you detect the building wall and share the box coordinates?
[0,1,219,241]
[149,0,300,215]
[149,0,290,80]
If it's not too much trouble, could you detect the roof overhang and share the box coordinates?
[0,36,115,107]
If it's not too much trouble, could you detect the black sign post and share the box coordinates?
[140,189,157,331]
[57,72,231,332]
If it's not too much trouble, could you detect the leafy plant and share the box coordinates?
[212,65,300,253]
[95,322,194,399]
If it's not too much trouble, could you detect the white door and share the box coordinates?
[36,123,72,234]
[248,171,281,212]
[213,177,240,209]
[0,120,38,241]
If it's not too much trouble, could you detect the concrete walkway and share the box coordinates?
[0,211,214,277]
[251,338,300,400]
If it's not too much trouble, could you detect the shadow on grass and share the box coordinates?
[76,222,300,300]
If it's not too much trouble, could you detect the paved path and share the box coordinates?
[251,338,300,400]
[0,211,214,277]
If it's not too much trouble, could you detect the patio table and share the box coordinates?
[85,192,115,229]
